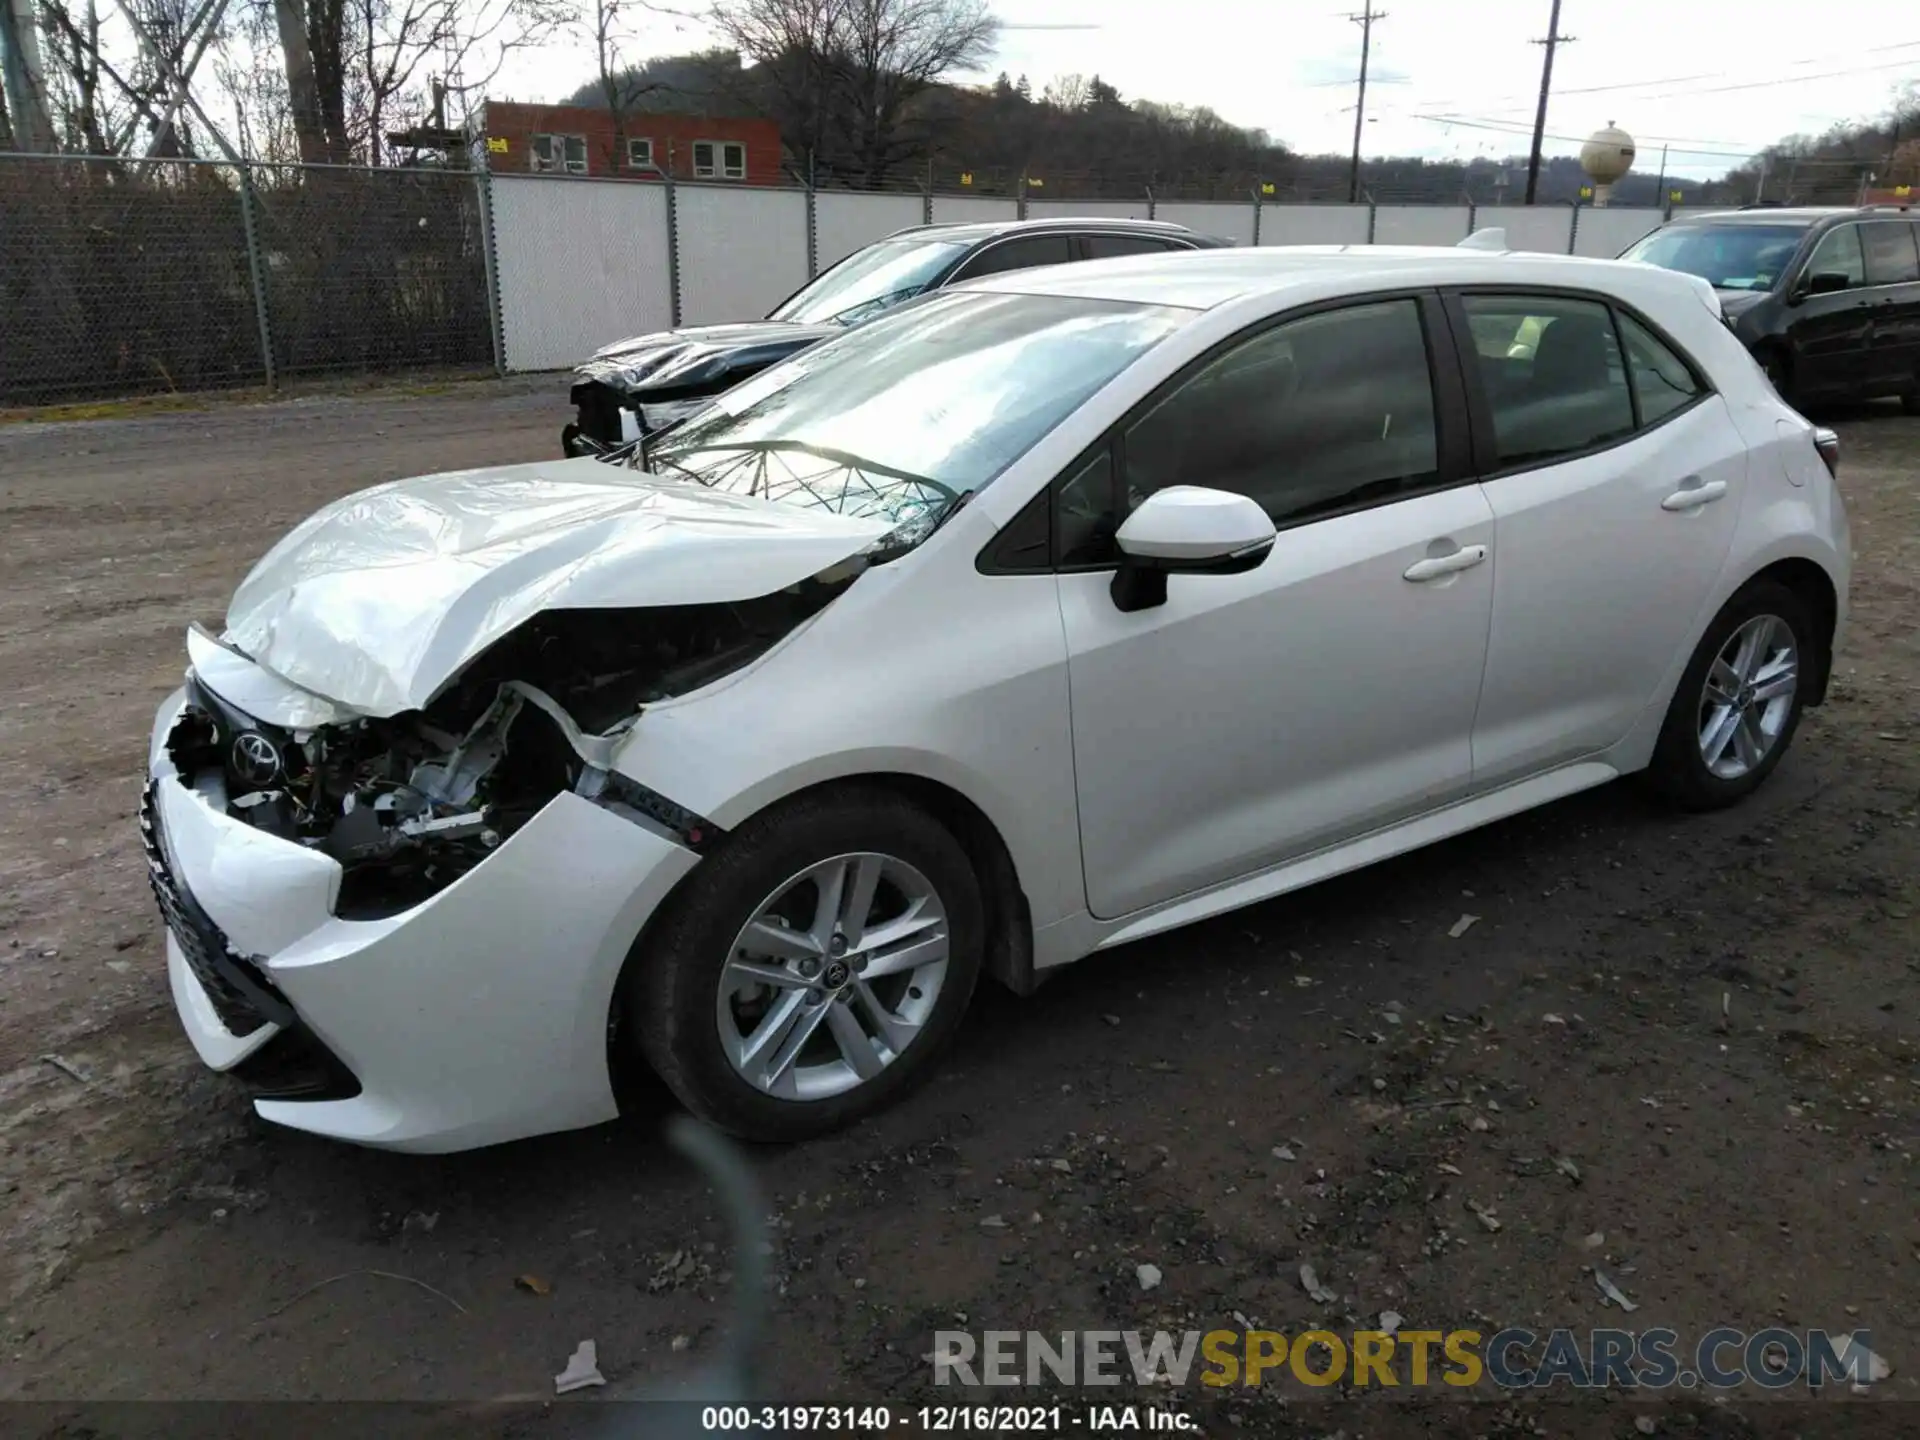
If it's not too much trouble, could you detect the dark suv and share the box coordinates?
[563,216,1231,454]
[1620,204,1920,412]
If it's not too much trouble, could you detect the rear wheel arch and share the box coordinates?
[1748,557,1837,704]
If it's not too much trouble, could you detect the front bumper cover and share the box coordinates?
[144,687,703,1153]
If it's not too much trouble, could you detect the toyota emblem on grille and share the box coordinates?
[230,731,282,787]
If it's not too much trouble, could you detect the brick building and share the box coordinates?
[475,101,784,184]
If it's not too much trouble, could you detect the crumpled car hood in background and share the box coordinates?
[574,321,841,396]
[222,457,890,718]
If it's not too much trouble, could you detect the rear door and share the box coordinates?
[1077,232,1194,259]
[1859,219,1920,394]
[945,233,1076,282]
[1448,290,1746,787]
[1784,223,1874,398]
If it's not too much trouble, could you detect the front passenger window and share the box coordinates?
[1803,225,1866,289]
[1118,299,1439,528]
[1458,295,1633,467]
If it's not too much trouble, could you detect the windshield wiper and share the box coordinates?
[824,287,922,326]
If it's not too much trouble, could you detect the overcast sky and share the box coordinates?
[491,0,1920,179]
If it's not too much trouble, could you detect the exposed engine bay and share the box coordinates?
[173,581,851,917]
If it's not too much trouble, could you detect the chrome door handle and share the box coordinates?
[1403,544,1488,582]
[1662,478,1728,511]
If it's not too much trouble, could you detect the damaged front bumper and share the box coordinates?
[144,686,702,1153]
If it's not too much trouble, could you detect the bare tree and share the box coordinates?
[1040,71,1084,112]
[0,0,57,148]
[271,0,349,161]
[713,0,996,186]
[585,0,663,172]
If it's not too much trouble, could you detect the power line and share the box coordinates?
[1346,4,1385,203]
[1414,112,1756,158]
[1523,0,1573,204]
[1403,38,1920,117]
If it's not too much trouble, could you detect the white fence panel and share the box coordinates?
[1475,205,1574,253]
[1026,198,1151,220]
[815,192,923,269]
[932,194,1019,224]
[676,185,809,325]
[1156,201,1255,246]
[1572,207,1664,258]
[1373,205,1472,246]
[1259,204,1371,246]
[492,175,672,372]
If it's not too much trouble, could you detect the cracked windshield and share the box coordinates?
[643,291,1191,546]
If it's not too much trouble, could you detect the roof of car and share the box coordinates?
[955,244,1717,313]
[1660,206,1890,226]
[885,216,1202,244]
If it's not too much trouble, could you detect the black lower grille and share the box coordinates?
[140,780,292,1034]
[571,380,631,445]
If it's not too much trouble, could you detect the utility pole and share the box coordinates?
[1522,0,1574,205]
[1346,4,1384,205]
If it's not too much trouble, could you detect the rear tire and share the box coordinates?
[628,787,984,1142]
[1901,371,1919,416]
[1646,580,1816,811]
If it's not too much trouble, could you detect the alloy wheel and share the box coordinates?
[716,852,950,1101]
[1697,613,1798,780]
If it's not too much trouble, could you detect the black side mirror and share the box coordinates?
[1801,271,1852,298]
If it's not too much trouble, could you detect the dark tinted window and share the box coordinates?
[1861,221,1920,285]
[1459,295,1634,467]
[1803,224,1865,288]
[1617,312,1705,427]
[1120,299,1439,527]
[1082,233,1180,259]
[1056,448,1117,566]
[951,235,1075,280]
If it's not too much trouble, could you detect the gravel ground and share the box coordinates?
[0,382,1915,1438]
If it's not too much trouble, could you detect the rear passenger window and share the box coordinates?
[1861,221,1920,285]
[950,235,1074,281]
[1082,234,1178,259]
[1459,295,1634,467]
[1616,312,1705,427]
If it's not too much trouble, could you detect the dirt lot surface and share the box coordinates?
[1,383,1915,1437]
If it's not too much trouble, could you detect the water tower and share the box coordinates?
[1580,122,1636,207]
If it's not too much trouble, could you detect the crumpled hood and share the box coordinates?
[223,456,891,718]
[574,320,841,397]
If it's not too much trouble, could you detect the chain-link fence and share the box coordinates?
[7,148,1815,406]
[0,154,496,405]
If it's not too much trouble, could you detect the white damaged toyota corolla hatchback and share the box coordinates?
[144,246,1849,1151]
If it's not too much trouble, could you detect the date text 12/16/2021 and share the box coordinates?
[698,1404,1198,1432]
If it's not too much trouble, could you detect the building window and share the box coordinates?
[530,133,589,174]
[692,139,748,180]
[626,136,654,170]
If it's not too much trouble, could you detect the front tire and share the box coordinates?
[1646,580,1816,811]
[628,787,984,1141]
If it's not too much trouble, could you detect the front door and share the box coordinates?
[1449,291,1746,786]
[1058,295,1495,920]
[1786,223,1875,398]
